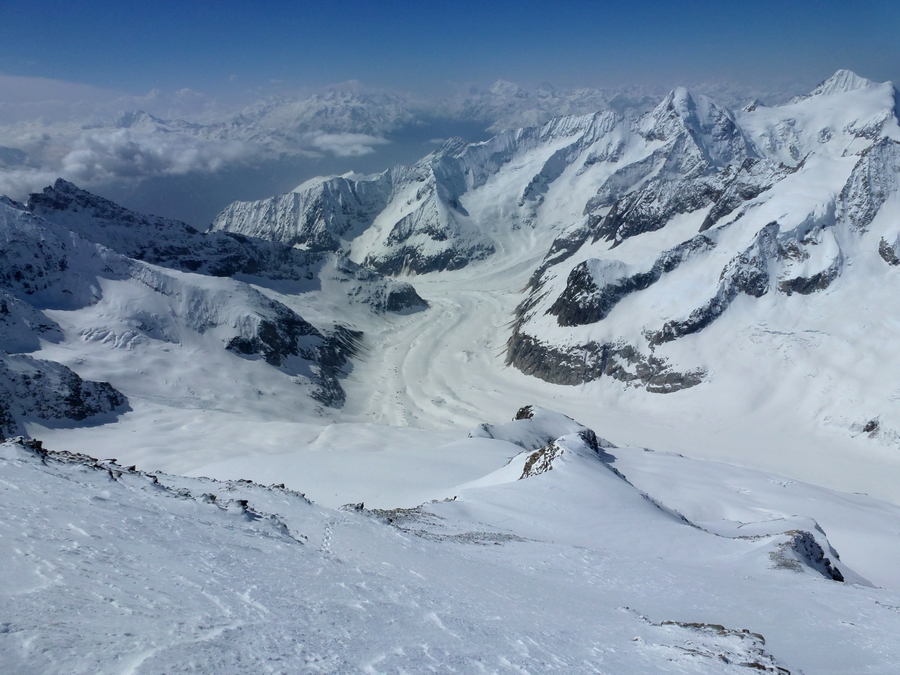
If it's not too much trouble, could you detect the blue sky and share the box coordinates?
[2,0,899,96]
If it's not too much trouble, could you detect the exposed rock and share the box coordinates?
[470,405,615,451]
[770,530,845,582]
[506,331,704,393]
[220,295,360,407]
[646,223,778,345]
[0,353,127,439]
[837,138,900,232]
[878,236,900,265]
[519,441,565,479]
[0,290,63,353]
[548,235,715,326]
[778,256,842,295]
[699,158,794,232]
[28,180,426,313]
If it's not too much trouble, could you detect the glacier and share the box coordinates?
[2,69,900,673]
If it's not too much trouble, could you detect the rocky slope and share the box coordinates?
[28,179,427,313]
[0,191,392,433]
[214,71,898,402]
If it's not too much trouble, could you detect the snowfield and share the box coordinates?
[5,417,900,674]
[3,69,900,672]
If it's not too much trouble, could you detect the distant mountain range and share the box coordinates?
[2,69,899,460]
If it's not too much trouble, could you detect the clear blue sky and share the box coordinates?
[2,0,899,95]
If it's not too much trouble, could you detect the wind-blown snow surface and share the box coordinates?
[5,70,900,671]
[5,416,900,674]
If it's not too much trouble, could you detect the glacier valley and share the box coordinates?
[3,70,900,673]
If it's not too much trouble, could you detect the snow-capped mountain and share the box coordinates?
[0,183,429,434]
[4,69,900,674]
[198,70,900,464]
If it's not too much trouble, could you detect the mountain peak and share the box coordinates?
[489,80,524,96]
[808,69,874,98]
[113,110,162,128]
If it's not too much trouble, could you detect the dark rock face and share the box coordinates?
[27,179,325,281]
[549,235,715,327]
[699,158,795,232]
[838,138,900,231]
[384,285,428,312]
[779,531,845,582]
[879,237,900,265]
[646,223,778,346]
[0,290,63,353]
[223,299,361,407]
[0,354,128,439]
[506,331,704,393]
[225,315,320,369]
[778,257,843,295]
[363,243,495,276]
[592,173,722,246]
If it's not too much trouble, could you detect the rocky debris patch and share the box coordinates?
[506,331,705,393]
[630,613,793,674]
[519,440,565,479]
[769,530,845,582]
[362,499,528,545]
[2,437,312,543]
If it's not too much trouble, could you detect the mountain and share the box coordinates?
[199,70,900,462]
[0,183,430,434]
[27,178,426,313]
[5,69,900,673]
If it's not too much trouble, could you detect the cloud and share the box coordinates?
[0,167,61,201]
[0,127,256,199]
[306,132,390,157]
[60,129,252,181]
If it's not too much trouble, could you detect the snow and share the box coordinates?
[6,427,900,674]
[3,69,900,672]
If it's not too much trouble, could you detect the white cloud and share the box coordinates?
[0,127,256,199]
[306,132,390,157]
[59,129,252,182]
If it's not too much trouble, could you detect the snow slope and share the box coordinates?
[5,411,900,673]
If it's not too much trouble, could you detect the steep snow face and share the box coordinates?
[210,172,393,251]
[738,71,900,166]
[641,87,754,169]
[802,69,876,99]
